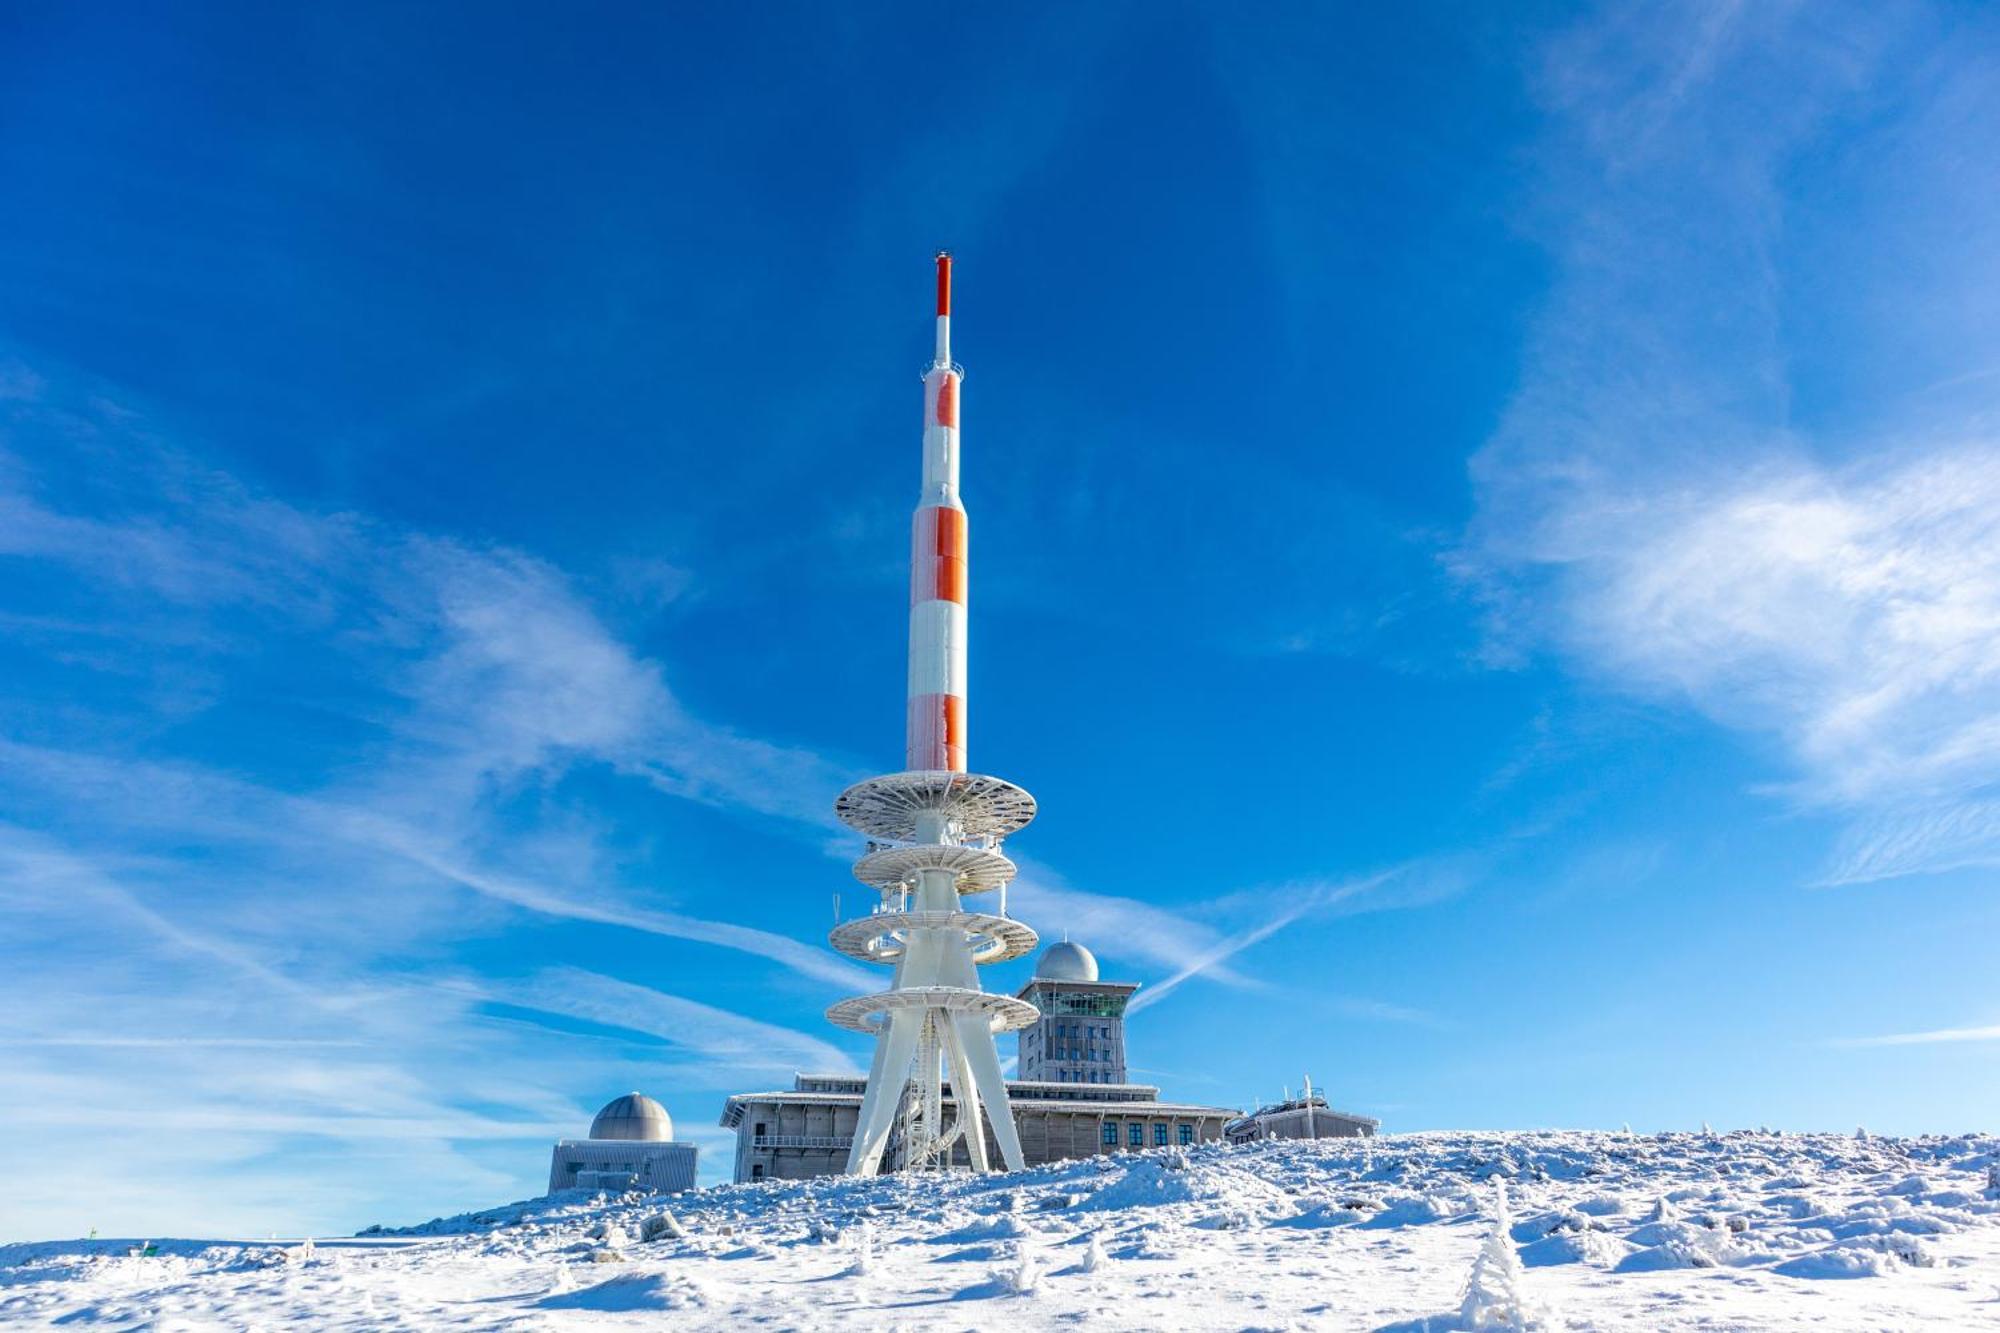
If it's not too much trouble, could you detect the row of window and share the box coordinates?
[1102,1123,1196,1147]
[1049,1021,1113,1039]
[1046,992,1127,1017]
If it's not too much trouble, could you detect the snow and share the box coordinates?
[4,1130,1999,1330]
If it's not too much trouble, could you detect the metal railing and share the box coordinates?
[751,1134,854,1150]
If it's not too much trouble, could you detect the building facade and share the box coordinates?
[1014,941,1137,1084]
[1223,1087,1380,1145]
[721,1072,1234,1183]
[547,1093,699,1195]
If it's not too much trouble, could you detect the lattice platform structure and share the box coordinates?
[851,841,1017,896]
[829,910,1038,967]
[835,771,1036,843]
[824,986,1040,1035]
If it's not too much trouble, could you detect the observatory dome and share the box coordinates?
[1035,940,1099,982]
[589,1092,674,1142]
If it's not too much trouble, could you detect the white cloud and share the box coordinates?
[0,374,891,1234]
[1522,448,2000,881]
[494,967,859,1080]
[1458,4,2000,885]
[1125,862,1471,1017]
[1005,857,1255,992]
[1831,1023,2000,1048]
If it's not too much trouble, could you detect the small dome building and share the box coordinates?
[547,1093,697,1195]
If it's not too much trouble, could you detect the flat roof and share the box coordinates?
[1012,978,1142,1000]
[721,1088,1236,1127]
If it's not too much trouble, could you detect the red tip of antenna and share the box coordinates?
[935,251,952,317]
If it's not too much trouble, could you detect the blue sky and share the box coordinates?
[3,2,1998,1238]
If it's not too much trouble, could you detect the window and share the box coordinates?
[1102,1123,1118,1146]
[1154,1124,1169,1146]
[1128,1124,1144,1147]
[753,1122,766,1136]
[1178,1124,1194,1146]
[750,1164,764,1179]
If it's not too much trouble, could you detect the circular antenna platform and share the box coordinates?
[852,843,1016,895]
[825,987,1039,1035]
[835,771,1037,840]
[829,910,1038,966]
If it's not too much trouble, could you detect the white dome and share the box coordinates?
[589,1092,673,1141]
[1035,940,1099,982]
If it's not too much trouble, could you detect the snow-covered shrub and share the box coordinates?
[845,1221,874,1277]
[1458,1185,1555,1331]
[1002,1252,1041,1295]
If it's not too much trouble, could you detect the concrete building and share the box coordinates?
[1013,941,1136,1085]
[721,941,1238,1182]
[718,1075,863,1183]
[1224,1078,1380,1145]
[721,1072,1234,1182]
[547,1093,699,1195]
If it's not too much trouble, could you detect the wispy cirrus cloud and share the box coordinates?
[0,367,891,1234]
[1006,857,1256,992]
[1830,1023,2000,1049]
[489,967,859,1080]
[1455,3,2000,886]
[1124,859,1475,1017]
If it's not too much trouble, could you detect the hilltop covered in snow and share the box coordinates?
[4,1129,1998,1329]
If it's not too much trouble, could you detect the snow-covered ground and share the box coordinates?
[4,1130,1998,1330]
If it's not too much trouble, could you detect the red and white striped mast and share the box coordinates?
[826,254,1041,1175]
[907,252,968,772]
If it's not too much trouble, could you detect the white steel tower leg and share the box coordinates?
[846,1007,921,1176]
[939,1018,989,1171]
[954,1010,1026,1170]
